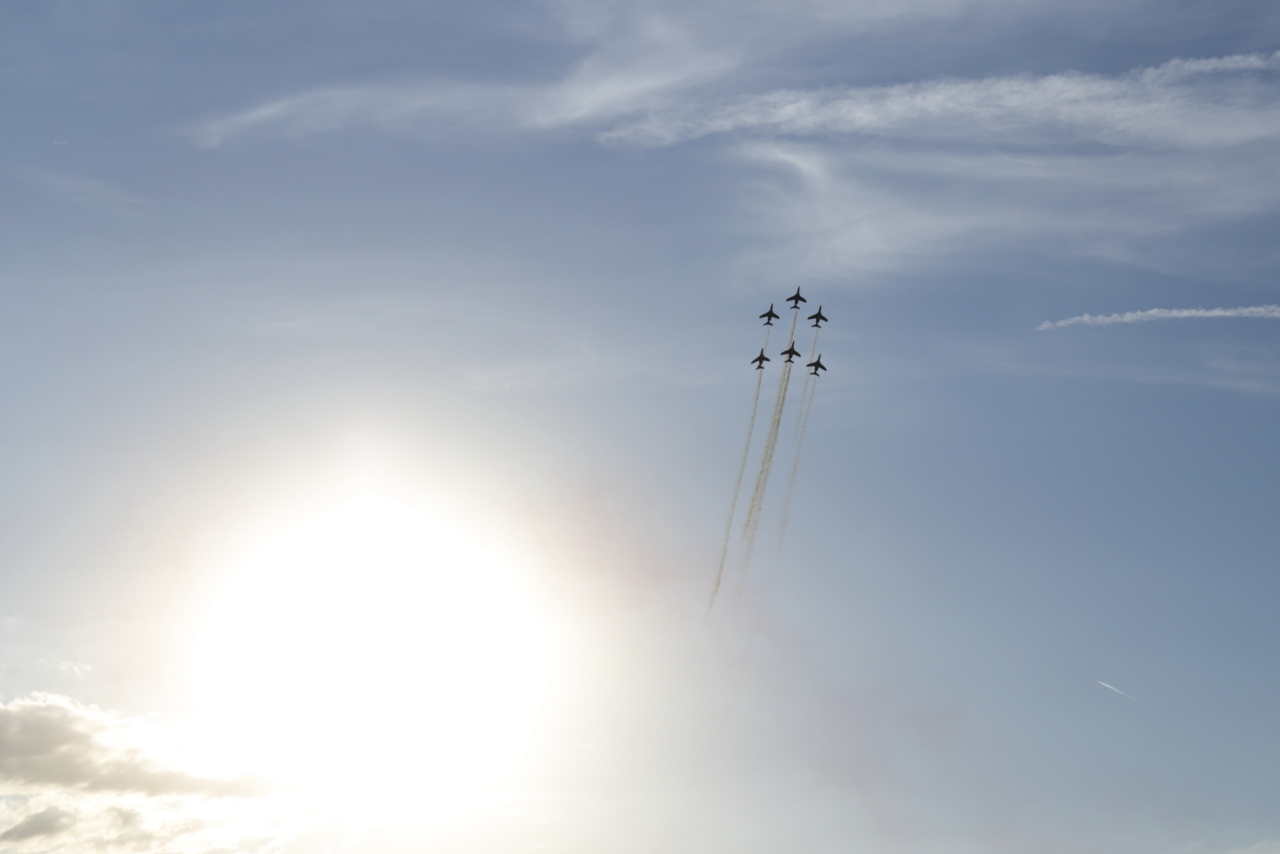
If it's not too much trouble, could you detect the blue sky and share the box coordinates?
[3,2,1280,852]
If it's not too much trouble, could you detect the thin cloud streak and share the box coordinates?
[1039,306,1280,330]
[193,18,734,147]
[188,48,1280,282]
[195,50,1280,151]
[1097,681,1143,704]
[605,51,1280,148]
[17,169,152,217]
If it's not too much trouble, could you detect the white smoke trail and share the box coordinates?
[740,362,792,568]
[1038,305,1280,330]
[776,327,822,546]
[709,327,772,607]
[790,329,820,435]
[737,312,799,571]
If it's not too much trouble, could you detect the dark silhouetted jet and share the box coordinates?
[807,355,827,376]
[780,343,802,363]
[759,304,780,326]
[807,306,828,328]
[786,288,807,309]
[751,349,770,369]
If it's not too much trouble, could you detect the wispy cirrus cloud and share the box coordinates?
[727,136,1280,280]
[1038,305,1280,330]
[194,13,734,147]
[196,48,1280,151]
[17,169,152,217]
[190,48,1280,281]
[606,51,1280,147]
[710,53,1280,279]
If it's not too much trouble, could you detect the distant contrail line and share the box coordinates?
[1039,305,1280,330]
[710,327,771,608]
[1098,681,1143,704]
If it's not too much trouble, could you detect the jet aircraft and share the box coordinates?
[807,355,827,376]
[751,349,770,369]
[786,288,807,308]
[808,306,828,328]
[759,304,780,325]
[780,343,802,363]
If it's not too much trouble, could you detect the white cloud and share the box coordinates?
[0,694,264,796]
[194,80,527,146]
[0,696,314,854]
[727,137,1280,280]
[194,11,734,146]
[1039,305,1280,330]
[0,806,75,842]
[605,51,1280,147]
[204,46,1280,158]
[189,43,1280,281]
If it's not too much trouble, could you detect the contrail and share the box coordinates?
[737,312,799,571]
[1039,305,1280,330]
[709,327,772,607]
[776,327,822,545]
[1097,681,1143,704]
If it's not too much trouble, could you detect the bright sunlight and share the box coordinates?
[191,478,560,819]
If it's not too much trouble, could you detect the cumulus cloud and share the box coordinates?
[0,793,315,854]
[1038,305,1280,330]
[0,697,307,854]
[0,806,76,842]
[0,695,266,797]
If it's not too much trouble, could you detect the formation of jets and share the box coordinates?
[751,288,830,376]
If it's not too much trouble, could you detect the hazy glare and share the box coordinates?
[2,2,1280,853]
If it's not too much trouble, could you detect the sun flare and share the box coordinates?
[191,481,559,817]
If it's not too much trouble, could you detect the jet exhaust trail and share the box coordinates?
[777,326,822,544]
[709,327,772,607]
[1097,681,1143,704]
[739,361,791,568]
[710,288,828,606]
[737,310,800,571]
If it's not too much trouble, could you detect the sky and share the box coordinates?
[3,1,1280,852]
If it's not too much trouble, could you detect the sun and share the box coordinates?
[190,480,560,818]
